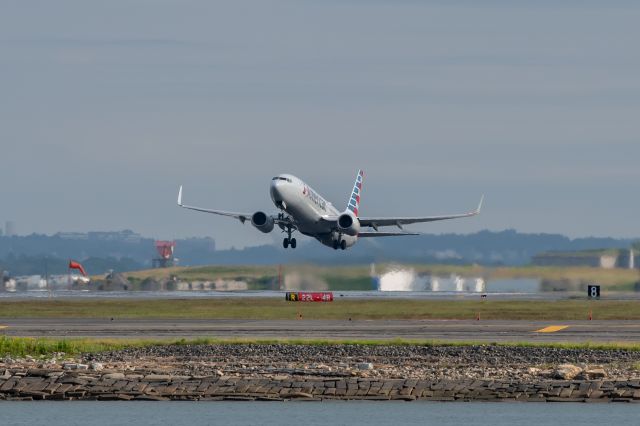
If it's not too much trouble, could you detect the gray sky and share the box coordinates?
[1,0,639,248]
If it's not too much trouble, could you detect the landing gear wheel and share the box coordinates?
[333,240,339,250]
[283,224,296,250]
[340,240,347,250]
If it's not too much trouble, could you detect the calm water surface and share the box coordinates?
[1,402,639,426]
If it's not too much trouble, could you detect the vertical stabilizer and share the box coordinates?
[346,170,364,216]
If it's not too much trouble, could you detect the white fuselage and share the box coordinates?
[269,174,358,248]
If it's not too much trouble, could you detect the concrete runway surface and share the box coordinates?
[2,318,640,343]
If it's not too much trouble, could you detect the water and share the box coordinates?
[1,402,638,426]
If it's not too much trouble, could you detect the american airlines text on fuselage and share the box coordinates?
[304,185,327,211]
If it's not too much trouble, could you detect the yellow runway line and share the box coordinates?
[535,325,569,333]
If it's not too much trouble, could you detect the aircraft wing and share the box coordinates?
[358,231,420,237]
[358,196,483,230]
[177,186,253,223]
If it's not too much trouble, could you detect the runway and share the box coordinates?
[2,318,640,343]
[4,290,640,301]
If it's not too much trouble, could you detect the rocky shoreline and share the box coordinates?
[2,344,640,402]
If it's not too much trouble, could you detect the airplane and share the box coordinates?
[177,170,482,250]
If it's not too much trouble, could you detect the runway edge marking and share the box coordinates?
[534,325,569,333]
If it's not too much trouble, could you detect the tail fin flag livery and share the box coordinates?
[347,169,364,216]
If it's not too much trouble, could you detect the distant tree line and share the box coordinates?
[0,253,144,277]
[0,229,635,274]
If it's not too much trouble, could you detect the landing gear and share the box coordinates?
[282,224,297,249]
[283,237,297,249]
[333,239,347,250]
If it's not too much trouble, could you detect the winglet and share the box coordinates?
[475,195,484,214]
[177,185,183,206]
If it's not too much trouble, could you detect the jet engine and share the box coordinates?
[337,212,361,236]
[251,211,275,233]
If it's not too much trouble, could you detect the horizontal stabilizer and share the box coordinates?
[358,231,420,237]
[359,195,484,229]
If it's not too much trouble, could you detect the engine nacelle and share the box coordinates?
[337,211,361,236]
[251,211,275,233]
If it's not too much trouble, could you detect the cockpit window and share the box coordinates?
[272,177,291,182]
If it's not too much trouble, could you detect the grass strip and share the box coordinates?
[3,336,640,358]
[0,298,639,320]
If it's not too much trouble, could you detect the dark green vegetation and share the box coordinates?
[3,335,640,357]
[0,336,141,357]
[0,298,638,320]
[0,254,143,277]
[2,229,635,270]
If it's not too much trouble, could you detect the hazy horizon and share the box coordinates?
[1,227,637,249]
[2,1,639,248]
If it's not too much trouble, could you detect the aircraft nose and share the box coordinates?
[270,179,283,202]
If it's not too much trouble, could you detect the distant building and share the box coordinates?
[618,248,637,269]
[532,249,638,269]
[4,221,16,237]
[56,230,143,242]
[56,232,89,240]
[87,230,142,243]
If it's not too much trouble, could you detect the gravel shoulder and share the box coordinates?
[82,344,640,382]
[2,344,640,402]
